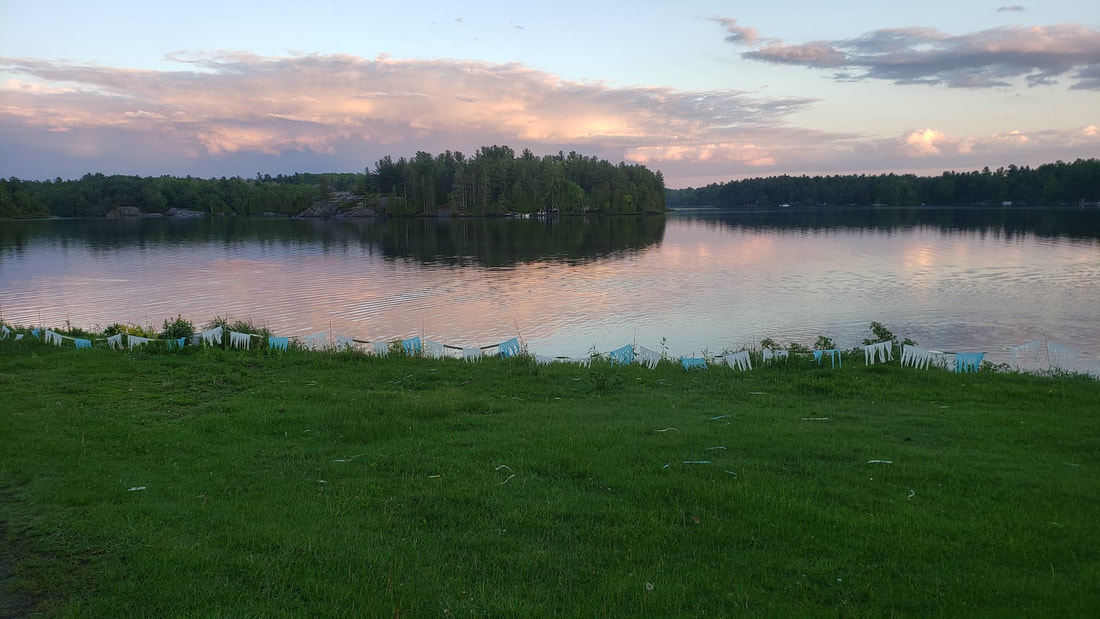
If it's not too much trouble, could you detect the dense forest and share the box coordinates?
[666,159,1100,208]
[0,146,666,219]
[5,154,1098,219]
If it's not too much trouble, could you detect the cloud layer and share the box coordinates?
[740,23,1100,89]
[5,52,819,144]
[1,51,1097,186]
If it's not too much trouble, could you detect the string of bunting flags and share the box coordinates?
[0,322,1091,374]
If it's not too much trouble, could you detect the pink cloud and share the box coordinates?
[893,126,1097,161]
[1,52,1097,187]
[0,52,826,174]
[740,23,1100,89]
[711,17,760,46]
[3,54,752,152]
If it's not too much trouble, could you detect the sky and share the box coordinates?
[1,1,1097,188]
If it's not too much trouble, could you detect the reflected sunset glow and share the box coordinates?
[1,212,1097,375]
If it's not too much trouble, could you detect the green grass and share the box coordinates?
[1,341,1098,616]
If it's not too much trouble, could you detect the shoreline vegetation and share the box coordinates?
[666,158,1100,209]
[2,318,1092,379]
[3,154,1098,221]
[2,321,1097,615]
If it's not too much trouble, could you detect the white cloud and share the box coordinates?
[900,129,948,157]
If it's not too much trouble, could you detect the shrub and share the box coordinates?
[203,315,271,339]
[863,321,896,345]
[862,321,917,356]
[228,319,271,339]
[102,322,157,338]
[162,315,195,339]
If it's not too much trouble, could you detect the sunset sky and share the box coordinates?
[1,1,1097,187]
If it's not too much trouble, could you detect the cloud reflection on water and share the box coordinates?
[1,210,1097,375]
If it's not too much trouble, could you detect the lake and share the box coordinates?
[2,208,1098,375]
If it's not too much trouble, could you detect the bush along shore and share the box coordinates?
[1,320,1098,615]
[0,318,1091,377]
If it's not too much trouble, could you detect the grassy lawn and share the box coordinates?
[2,341,1098,616]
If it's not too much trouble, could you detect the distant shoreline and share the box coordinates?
[8,202,1098,222]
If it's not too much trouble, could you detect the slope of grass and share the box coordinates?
[1,341,1097,616]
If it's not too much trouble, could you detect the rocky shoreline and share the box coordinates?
[296,191,381,217]
[106,206,209,218]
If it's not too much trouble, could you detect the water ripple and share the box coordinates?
[2,217,1098,374]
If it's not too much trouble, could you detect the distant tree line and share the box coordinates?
[0,174,321,219]
[0,146,666,218]
[666,159,1100,208]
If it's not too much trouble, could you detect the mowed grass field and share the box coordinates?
[1,341,1098,616]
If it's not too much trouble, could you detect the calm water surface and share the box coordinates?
[2,208,1098,374]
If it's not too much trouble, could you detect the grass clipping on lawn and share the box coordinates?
[1,344,1098,616]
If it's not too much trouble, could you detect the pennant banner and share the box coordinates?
[955,352,985,373]
[6,317,1092,379]
[862,341,892,365]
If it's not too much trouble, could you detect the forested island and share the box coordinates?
[0,146,666,219]
[667,158,1100,208]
